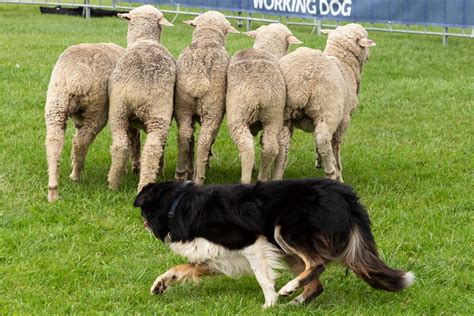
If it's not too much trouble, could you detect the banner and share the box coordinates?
[135,1,474,27]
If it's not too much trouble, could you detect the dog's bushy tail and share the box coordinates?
[340,202,415,292]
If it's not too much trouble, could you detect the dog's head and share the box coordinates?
[134,181,183,241]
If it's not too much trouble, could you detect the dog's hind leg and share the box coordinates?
[278,253,325,297]
[275,226,326,298]
[150,263,214,295]
[290,278,324,305]
[282,254,324,304]
[243,237,281,308]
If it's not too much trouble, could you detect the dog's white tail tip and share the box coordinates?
[403,271,415,288]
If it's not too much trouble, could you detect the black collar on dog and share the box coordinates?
[167,181,192,234]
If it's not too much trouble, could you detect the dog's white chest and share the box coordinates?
[168,238,252,277]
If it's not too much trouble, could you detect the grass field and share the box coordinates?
[1,4,473,314]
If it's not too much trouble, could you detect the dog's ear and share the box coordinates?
[133,183,155,207]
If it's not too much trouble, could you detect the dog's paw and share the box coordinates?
[150,280,167,295]
[289,294,305,305]
[278,279,299,296]
[261,292,278,308]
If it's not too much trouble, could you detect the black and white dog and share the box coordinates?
[134,179,414,308]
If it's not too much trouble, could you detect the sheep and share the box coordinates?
[45,43,125,203]
[107,5,175,191]
[226,23,302,183]
[174,11,239,184]
[275,23,376,182]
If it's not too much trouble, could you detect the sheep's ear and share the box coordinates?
[358,38,376,47]
[182,20,196,27]
[227,25,240,34]
[244,30,258,38]
[320,29,333,35]
[117,13,131,21]
[159,17,174,27]
[287,34,303,45]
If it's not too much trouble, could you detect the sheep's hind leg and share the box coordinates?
[128,127,141,175]
[258,122,280,181]
[107,116,131,190]
[138,117,170,191]
[69,111,107,182]
[273,123,293,180]
[185,133,194,180]
[314,121,339,180]
[175,113,194,181]
[45,106,68,202]
[229,123,255,184]
[331,118,349,182]
[194,116,222,184]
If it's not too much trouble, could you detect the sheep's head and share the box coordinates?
[183,11,239,36]
[118,5,173,45]
[322,23,376,64]
[245,23,302,59]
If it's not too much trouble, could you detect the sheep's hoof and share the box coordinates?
[315,155,323,169]
[48,187,59,203]
[175,171,187,181]
[157,168,165,177]
[69,172,80,182]
[108,182,120,191]
[132,166,140,176]
[193,177,204,185]
[325,170,338,181]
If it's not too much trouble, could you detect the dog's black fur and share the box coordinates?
[135,178,412,296]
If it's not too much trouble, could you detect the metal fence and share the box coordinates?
[1,0,473,45]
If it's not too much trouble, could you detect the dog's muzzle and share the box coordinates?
[144,220,152,232]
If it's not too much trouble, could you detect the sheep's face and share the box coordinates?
[183,11,239,35]
[325,23,376,64]
[245,23,302,58]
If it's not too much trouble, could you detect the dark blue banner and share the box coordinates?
[134,1,474,27]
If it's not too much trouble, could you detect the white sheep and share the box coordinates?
[226,23,302,183]
[45,43,125,202]
[275,23,376,181]
[174,11,239,184]
[107,5,175,191]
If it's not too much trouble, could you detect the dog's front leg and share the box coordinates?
[243,239,280,308]
[150,263,213,295]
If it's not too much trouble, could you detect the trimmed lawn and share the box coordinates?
[0,4,473,314]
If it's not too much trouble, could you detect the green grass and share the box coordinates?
[1,4,473,314]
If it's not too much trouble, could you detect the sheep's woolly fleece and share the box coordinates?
[174,11,238,184]
[45,43,125,202]
[107,5,175,192]
[226,23,301,183]
[275,23,375,182]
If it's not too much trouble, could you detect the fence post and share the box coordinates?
[443,27,449,46]
[246,13,252,31]
[83,0,91,19]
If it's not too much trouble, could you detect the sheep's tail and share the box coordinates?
[340,203,415,292]
[182,72,210,99]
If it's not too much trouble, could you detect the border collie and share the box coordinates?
[134,179,414,308]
